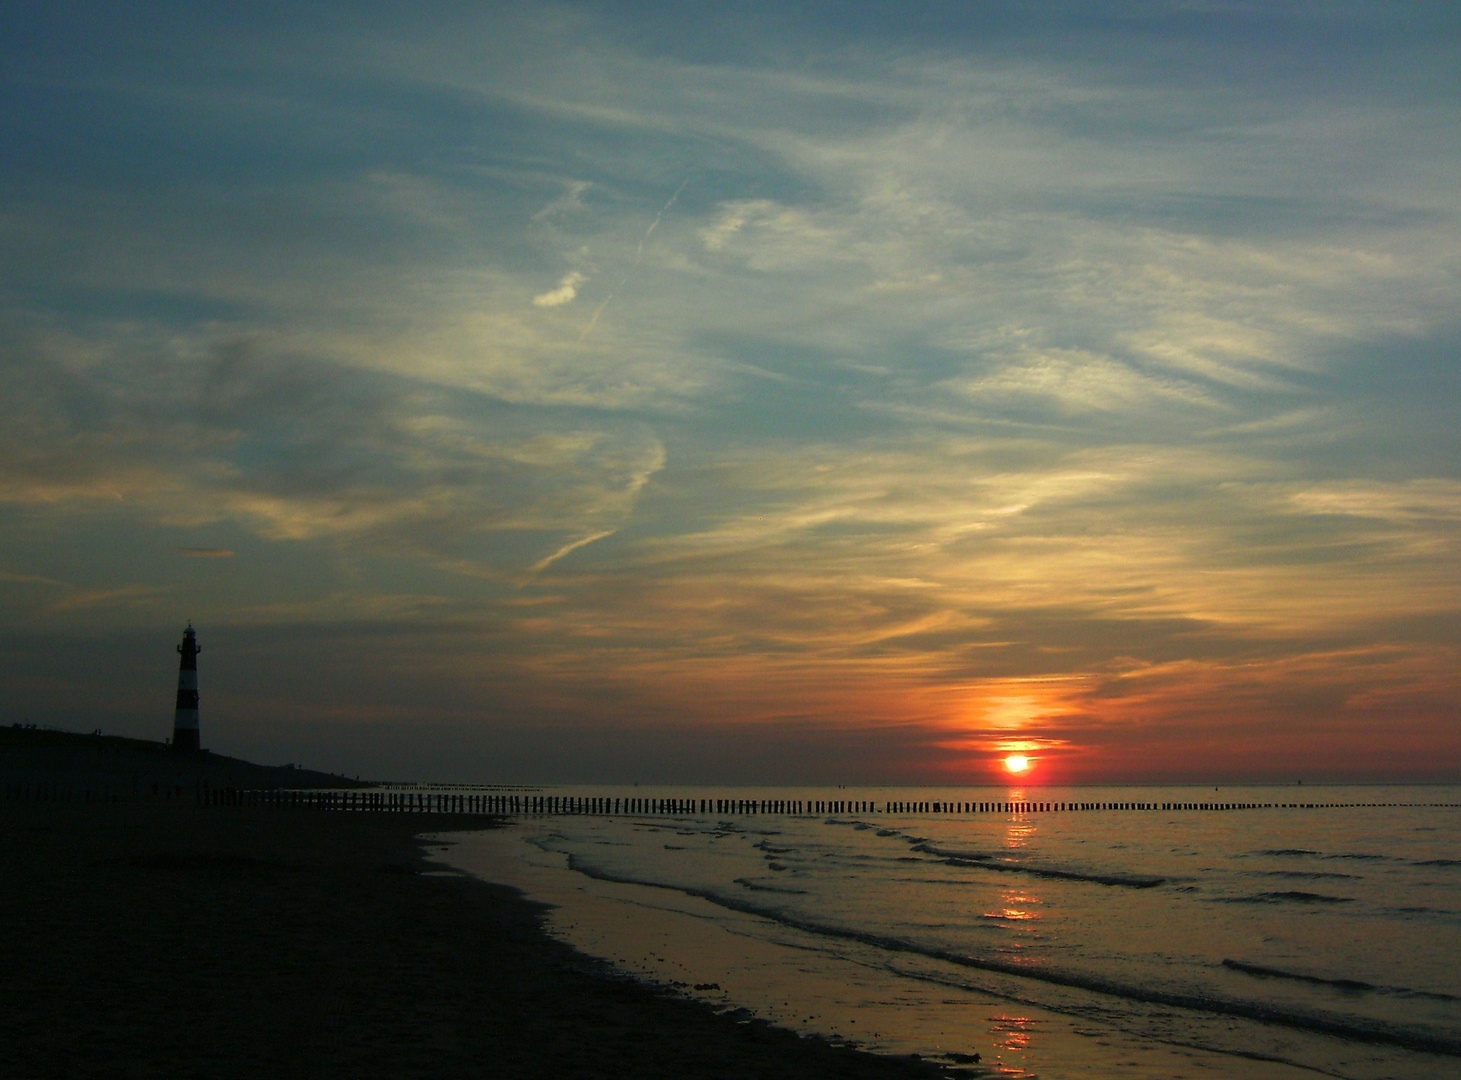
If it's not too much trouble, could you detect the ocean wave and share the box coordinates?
[1251,869,1360,880]
[1224,959,1459,1003]
[1398,989,1461,1003]
[1250,848,1322,857]
[1222,959,1375,992]
[1388,904,1461,920]
[1246,848,1391,862]
[559,854,1461,1058]
[1415,859,1461,867]
[732,877,808,894]
[910,842,1166,889]
[1219,891,1354,905]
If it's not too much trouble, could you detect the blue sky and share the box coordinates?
[1,2,1458,782]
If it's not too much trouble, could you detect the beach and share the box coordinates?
[440,788,1461,1080]
[0,800,955,1080]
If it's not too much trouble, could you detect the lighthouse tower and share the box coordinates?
[173,622,201,752]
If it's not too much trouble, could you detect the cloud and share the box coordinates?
[178,547,235,558]
[0,321,667,574]
[697,199,846,270]
[0,4,1457,779]
[532,271,587,307]
[947,347,1212,414]
[1288,480,1461,523]
[531,180,592,222]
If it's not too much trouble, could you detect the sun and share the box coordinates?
[1004,754,1031,773]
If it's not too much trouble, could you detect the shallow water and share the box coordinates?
[436,785,1461,1079]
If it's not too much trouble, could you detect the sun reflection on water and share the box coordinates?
[989,1014,1041,1051]
[987,895,1040,922]
[990,798,1044,929]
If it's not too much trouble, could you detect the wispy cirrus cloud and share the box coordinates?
[0,318,666,576]
[0,2,1456,780]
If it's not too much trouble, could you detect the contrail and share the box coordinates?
[576,297,612,343]
[529,529,616,574]
[635,176,690,257]
[578,177,689,344]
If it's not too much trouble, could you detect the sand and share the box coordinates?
[0,801,960,1079]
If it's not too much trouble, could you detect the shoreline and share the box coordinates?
[1,801,961,1079]
[440,813,1353,1080]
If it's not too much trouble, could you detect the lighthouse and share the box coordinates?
[173,622,201,752]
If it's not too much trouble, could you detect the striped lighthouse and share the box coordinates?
[173,622,201,752]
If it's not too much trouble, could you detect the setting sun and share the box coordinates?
[1004,754,1031,773]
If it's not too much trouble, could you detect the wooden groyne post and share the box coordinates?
[158,788,1461,816]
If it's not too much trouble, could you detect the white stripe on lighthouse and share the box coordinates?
[173,623,201,750]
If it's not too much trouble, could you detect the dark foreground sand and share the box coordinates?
[1,802,959,1079]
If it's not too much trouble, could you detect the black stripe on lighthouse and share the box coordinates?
[173,622,201,752]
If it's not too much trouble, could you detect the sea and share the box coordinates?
[432,785,1461,1080]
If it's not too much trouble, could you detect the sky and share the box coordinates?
[1,1,1458,784]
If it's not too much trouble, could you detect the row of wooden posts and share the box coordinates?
[190,789,1461,814]
[4,783,1456,813]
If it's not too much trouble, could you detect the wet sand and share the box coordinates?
[441,822,1331,1080]
[0,801,958,1079]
